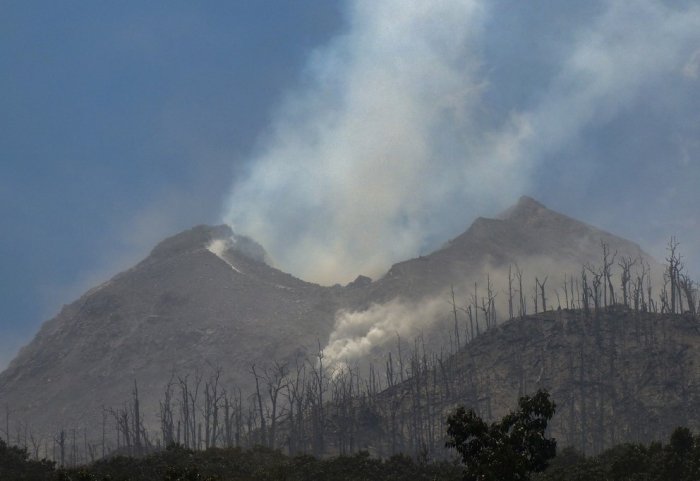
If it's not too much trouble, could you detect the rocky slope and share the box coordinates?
[0,225,344,438]
[326,196,662,366]
[339,308,700,458]
[364,196,657,305]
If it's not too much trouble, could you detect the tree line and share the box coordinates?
[4,395,700,480]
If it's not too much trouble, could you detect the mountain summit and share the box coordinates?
[364,196,655,305]
[497,195,547,220]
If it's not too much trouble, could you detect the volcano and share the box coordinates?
[0,197,660,441]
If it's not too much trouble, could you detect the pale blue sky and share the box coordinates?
[2,0,699,369]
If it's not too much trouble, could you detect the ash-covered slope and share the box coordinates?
[321,196,662,369]
[364,196,658,304]
[310,309,700,458]
[0,225,343,437]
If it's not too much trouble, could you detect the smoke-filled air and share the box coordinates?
[221,0,700,286]
[221,0,506,285]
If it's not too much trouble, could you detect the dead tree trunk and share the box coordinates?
[516,264,526,318]
[132,380,142,455]
[508,264,514,320]
[618,256,635,309]
[601,242,617,308]
[450,285,461,350]
[251,364,267,448]
[537,276,548,312]
[666,237,681,314]
[265,362,289,449]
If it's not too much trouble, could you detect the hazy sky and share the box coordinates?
[2,0,700,370]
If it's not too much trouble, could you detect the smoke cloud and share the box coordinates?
[516,1,700,159]
[222,0,700,286]
[325,296,448,365]
[221,0,527,285]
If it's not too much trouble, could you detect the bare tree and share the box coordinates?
[680,274,697,317]
[308,341,327,456]
[450,285,461,350]
[265,361,289,449]
[55,430,66,467]
[132,380,142,455]
[601,242,617,308]
[486,275,497,329]
[508,264,514,320]
[618,256,636,308]
[471,282,480,332]
[250,364,267,447]
[29,431,42,460]
[516,264,526,318]
[159,376,176,447]
[537,276,548,312]
[666,237,682,314]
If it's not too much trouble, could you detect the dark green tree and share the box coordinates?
[0,439,55,480]
[446,389,557,481]
[663,427,697,481]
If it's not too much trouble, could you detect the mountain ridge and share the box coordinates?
[0,197,663,441]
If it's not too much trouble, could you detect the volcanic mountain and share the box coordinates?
[364,196,657,304]
[0,197,661,440]
[0,225,347,439]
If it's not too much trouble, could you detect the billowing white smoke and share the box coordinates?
[207,239,242,273]
[325,297,447,365]
[323,251,666,367]
[221,0,700,288]
[221,0,527,285]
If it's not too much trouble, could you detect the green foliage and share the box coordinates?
[535,427,700,481]
[0,439,55,480]
[54,444,462,481]
[8,424,700,481]
[446,389,557,481]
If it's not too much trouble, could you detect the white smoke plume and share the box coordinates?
[207,239,242,273]
[221,0,522,285]
[512,0,700,161]
[221,0,700,287]
[324,296,448,365]
[323,231,665,367]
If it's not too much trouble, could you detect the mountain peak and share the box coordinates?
[149,224,233,260]
[148,224,270,265]
[497,195,548,222]
[516,195,545,209]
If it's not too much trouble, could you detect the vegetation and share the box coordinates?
[534,427,700,481]
[2,442,463,480]
[446,390,556,481]
[0,439,54,480]
[5,426,700,480]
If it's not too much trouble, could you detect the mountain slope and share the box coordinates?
[347,308,700,458]
[0,198,663,442]
[364,196,657,304]
[323,196,661,365]
[0,225,343,437]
